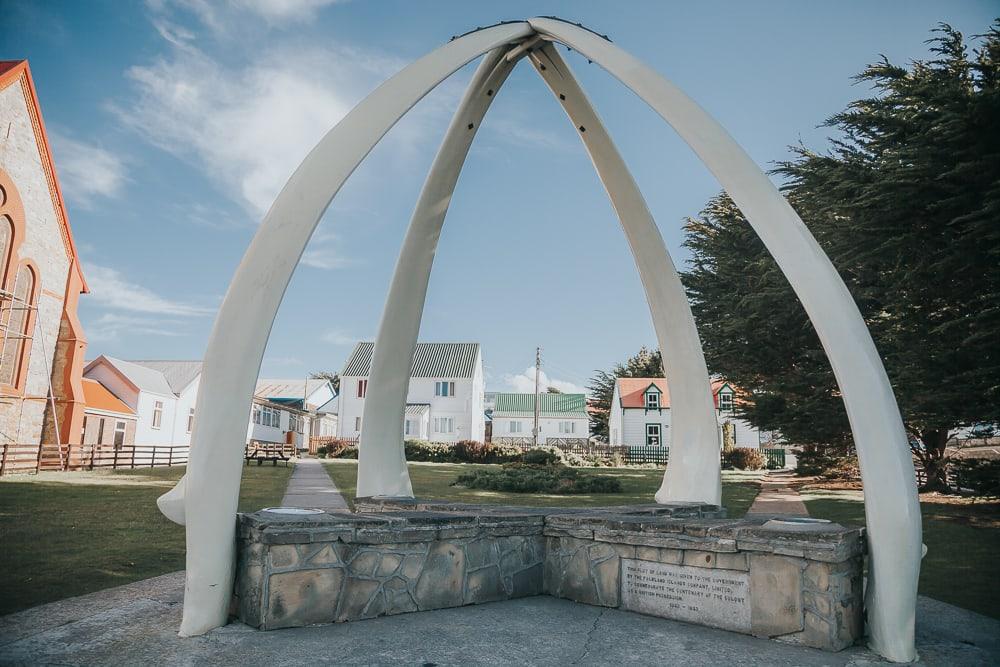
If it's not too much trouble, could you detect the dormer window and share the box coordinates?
[645,390,660,410]
[719,391,734,412]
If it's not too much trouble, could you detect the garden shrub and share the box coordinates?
[404,440,455,462]
[316,439,357,459]
[796,447,860,480]
[484,443,524,464]
[454,439,491,463]
[727,447,767,470]
[952,459,1000,497]
[521,446,565,466]
[452,463,622,494]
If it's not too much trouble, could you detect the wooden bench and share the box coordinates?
[245,442,294,466]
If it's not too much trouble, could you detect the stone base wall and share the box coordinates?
[236,499,863,652]
[541,513,864,651]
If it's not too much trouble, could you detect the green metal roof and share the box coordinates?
[491,392,588,418]
[342,342,480,378]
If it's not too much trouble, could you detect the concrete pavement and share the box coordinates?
[280,458,348,511]
[1,571,997,666]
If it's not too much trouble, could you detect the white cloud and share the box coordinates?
[112,32,441,216]
[48,131,127,207]
[300,230,354,270]
[232,0,347,22]
[321,328,360,346]
[85,264,213,316]
[502,366,587,395]
[85,313,187,343]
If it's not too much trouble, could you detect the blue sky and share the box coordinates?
[5,1,996,393]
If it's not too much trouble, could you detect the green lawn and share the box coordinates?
[323,460,761,517]
[0,464,292,616]
[803,490,1000,620]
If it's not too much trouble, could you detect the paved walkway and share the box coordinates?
[746,469,809,516]
[1,572,997,666]
[280,458,348,511]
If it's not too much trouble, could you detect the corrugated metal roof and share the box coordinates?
[491,392,588,419]
[128,360,203,394]
[255,379,330,401]
[101,357,175,396]
[405,403,430,416]
[342,342,480,378]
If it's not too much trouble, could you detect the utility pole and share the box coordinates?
[532,347,541,447]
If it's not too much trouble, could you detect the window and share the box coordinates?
[509,421,523,434]
[719,392,734,412]
[355,416,362,432]
[187,408,195,433]
[252,405,261,424]
[113,421,127,448]
[644,390,660,410]
[434,417,454,434]
[646,423,661,447]
[151,401,163,429]
[0,264,35,387]
[559,421,575,434]
[435,381,455,397]
[289,413,297,433]
[357,379,367,398]
[96,418,106,445]
[404,419,412,436]
[81,416,88,442]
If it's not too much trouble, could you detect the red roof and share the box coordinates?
[616,377,732,408]
[82,378,134,416]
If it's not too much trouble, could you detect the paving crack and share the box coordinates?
[572,607,607,665]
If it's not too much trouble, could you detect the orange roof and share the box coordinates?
[617,377,732,408]
[82,378,134,416]
[0,60,87,292]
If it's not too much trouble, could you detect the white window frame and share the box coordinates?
[355,416,362,432]
[357,379,367,398]
[434,417,454,434]
[152,401,163,429]
[187,408,195,433]
[719,392,734,412]
[646,423,661,447]
[645,390,660,410]
[404,419,412,436]
[559,421,575,434]
[509,420,522,434]
[435,381,456,397]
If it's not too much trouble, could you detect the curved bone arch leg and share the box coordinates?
[527,44,721,504]
[156,22,534,637]
[361,41,720,504]
[526,17,921,663]
[357,47,522,498]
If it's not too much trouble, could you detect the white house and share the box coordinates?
[607,377,762,448]
[487,392,589,444]
[83,357,201,446]
[253,378,339,447]
[338,342,485,443]
[83,357,337,448]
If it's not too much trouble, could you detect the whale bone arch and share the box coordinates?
[158,18,920,663]
[358,40,721,506]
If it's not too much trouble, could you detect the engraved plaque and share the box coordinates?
[620,558,751,633]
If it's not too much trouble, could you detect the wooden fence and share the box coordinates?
[0,442,190,475]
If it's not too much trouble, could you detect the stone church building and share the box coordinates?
[0,60,88,449]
